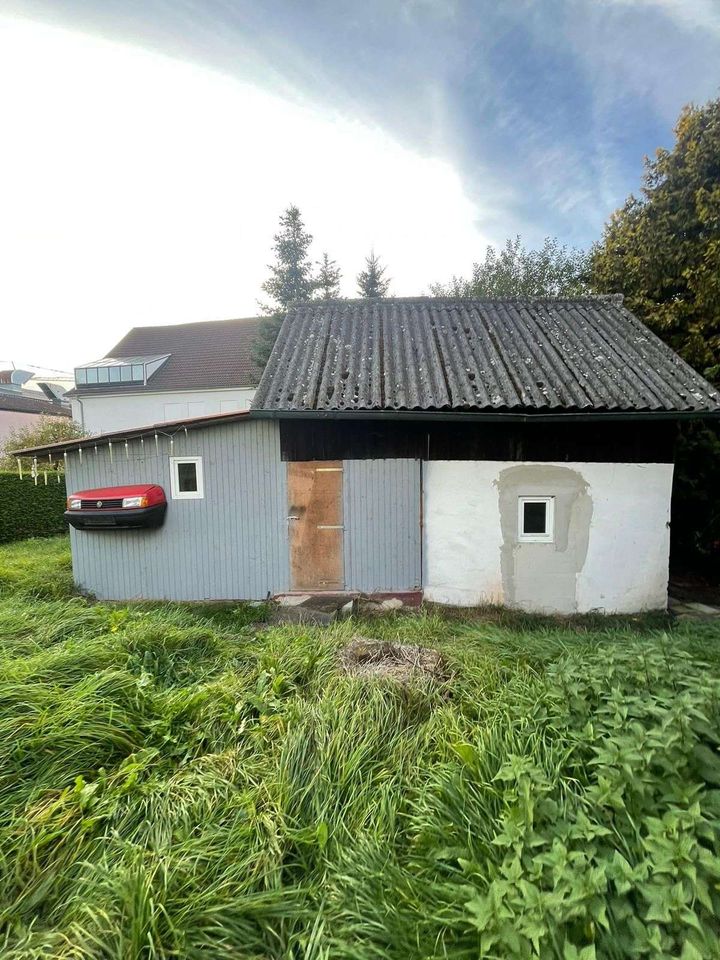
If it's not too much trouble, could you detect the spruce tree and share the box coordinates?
[254,205,315,365]
[356,250,390,299]
[315,252,342,299]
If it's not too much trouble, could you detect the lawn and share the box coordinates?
[1,537,719,959]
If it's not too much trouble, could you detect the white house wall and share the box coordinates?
[71,387,256,434]
[423,460,674,614]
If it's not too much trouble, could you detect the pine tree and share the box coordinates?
[356,250,390,299]
[315,252,342,300]
[254,205,315,365]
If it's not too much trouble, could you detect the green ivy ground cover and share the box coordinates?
[0,536,719,959]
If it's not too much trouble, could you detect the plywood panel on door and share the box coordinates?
[287,461,344,590]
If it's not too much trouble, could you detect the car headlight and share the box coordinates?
[68,498,82,510]
[122,496,148,508]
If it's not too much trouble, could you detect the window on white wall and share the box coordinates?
[220,399,242,414]
[518,496,554,542]
[170,456,204,499]
[188,401,205,418]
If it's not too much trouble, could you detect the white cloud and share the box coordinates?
[0,16,489,371]
[601,0,720,34]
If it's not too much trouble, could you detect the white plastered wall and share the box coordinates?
[423,460,674,614]
[72,387,256,434]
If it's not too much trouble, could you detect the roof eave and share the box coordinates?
[250,407,720,423]
[11,409,253,458]
[13,405,720,459]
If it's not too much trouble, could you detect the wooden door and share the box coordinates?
[287,461,344,590]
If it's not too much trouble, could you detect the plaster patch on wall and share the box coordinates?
[423,461,505,606]
[497,464,593,614]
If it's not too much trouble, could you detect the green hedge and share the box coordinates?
[0,472,67,544]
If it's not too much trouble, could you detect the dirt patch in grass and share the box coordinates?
[339,636,447,682]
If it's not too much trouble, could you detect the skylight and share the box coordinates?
[74,355,169,387]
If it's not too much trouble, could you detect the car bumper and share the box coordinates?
[64,503,167,530]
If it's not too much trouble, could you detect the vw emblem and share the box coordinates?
[97,500,103,507]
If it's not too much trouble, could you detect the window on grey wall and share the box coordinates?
[518,496,554,542]
[169,456,204,499]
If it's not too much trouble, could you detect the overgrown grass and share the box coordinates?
[1,537,719,958]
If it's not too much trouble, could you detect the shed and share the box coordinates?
[15,296,720,614]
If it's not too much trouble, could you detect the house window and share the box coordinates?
[518,496,554,543]
[169,457,204,500]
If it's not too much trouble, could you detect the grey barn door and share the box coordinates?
[343,459,422,592]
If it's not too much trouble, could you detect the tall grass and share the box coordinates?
[1,537,719,958]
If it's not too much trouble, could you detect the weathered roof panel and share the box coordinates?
[252,297,720,414]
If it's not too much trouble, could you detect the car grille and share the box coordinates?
[80,498,124,509]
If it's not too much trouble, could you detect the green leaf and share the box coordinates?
[452,741,479,767]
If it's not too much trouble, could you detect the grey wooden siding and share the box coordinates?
[342,459,422,591]
[66,419,289,601]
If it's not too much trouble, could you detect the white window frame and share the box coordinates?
[518,496,554,543]
[169,456,204,500]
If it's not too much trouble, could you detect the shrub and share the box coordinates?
[0,472,67,544]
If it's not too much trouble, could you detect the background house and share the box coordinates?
[66,317,263,434]
[16,297,720,614]
[0,369,71,448]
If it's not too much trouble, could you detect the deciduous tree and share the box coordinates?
[590,98,720,569]
[1,415,85,471]
[590,99,720,382]
[431,236,589,298]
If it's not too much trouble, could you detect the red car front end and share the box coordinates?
[65,484,167,530]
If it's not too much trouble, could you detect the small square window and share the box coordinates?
[86,367,98,384]
[169,456,204,500]
[75,368,87,384]
[518,497,554,543]
[98,366,109,383]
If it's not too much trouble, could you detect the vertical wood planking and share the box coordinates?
[66,420,289,600]
[343,459,422,591]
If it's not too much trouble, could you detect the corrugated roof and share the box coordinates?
[67,317,263,397]
[252,297,720,414]
[0,390,71,417]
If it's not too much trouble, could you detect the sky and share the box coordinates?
[0,0,718,373]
